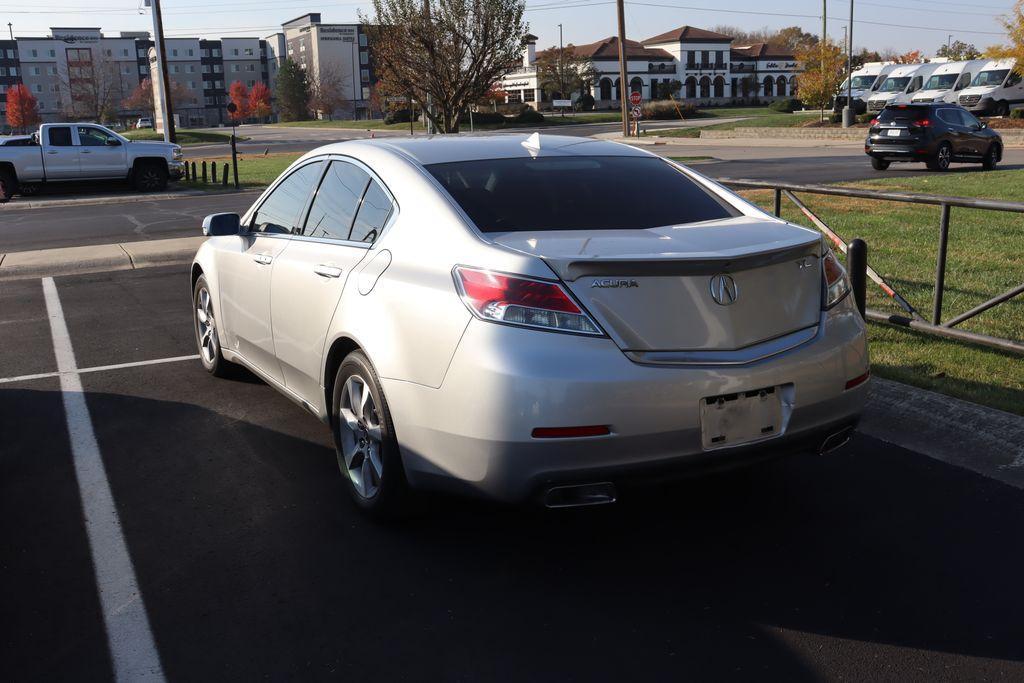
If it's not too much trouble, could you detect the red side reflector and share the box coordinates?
[532,425,611,439]
[845,371,870,390]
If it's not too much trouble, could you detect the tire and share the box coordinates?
[18,182,39,196]
[870,157,890,171]
[192,275,234,378]
[331,350,408,517]
[0,168,14,203]
[927,142,952,171]
[982,143,999,171]
[996,101,1010,117]
[133,161,168,192]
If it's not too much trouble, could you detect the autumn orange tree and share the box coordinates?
[248,82,272,121]
[228,81,250,122]
[795,38,847,121]
[986,0,1024,71]
[6,84,41,133]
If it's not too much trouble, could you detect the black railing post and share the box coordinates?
[211,161,218,184]
[932,203,951,325]
[184,161,190,181]
[774,188,782,217]
[201,161,207,183]
[191,161,196,180]
[223,164,229,187]
[848,238,867,318]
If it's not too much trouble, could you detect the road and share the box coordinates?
[2,266,1022,680]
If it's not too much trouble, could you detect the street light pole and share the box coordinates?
[615,0,629,136]
[147,0,176,143]
[842,0,855,128]
[558,23,564,117]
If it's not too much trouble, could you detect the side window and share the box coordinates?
[303,161,370,240]
[937,109,958,126]
[956,73,971,90]
[1007,71,1023,87]
[47,127,73,146]
[908,77,921,93]
[252,161,323,234]
[77,126,115,146]
[961,111,982,129]
[350,179,394,243]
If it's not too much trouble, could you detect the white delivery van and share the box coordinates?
[910,59,988,104]
[834,62,896,113]
[956,59,1023,116]
[866,63,942,112]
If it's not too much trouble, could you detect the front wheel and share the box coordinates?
[870,157,890,171]
[0,168,14,203]
[927,142,952,171]
[331,351,408,517]
[193,275,234,378]
[133,161,169,192]
[996,101,1010,117]
[982,144,999,171]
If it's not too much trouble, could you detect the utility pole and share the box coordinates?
[147,0,176,143]
[820,0,827,122]
[615,0,629,136]
[423,0,434,134]
[843,0,854,127]
[558,23,564,117]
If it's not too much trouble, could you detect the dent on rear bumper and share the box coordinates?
[383,297,869,502]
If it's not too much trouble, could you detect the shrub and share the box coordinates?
[514,107,545,124]
[641,100,701,120]
[856,113,875,124]
[769,98,803,113]
[384,108,419,125]
[459,110,506,125]
[828,112,843,124]
[1011,108,1024,120]
[575,93,595,111]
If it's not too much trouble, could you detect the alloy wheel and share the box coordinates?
[195,287,219,364]
[140,169,161,190]
[937,145,951,170]
[338,375,384,499]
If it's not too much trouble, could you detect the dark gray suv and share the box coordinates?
[865,103,1003,171]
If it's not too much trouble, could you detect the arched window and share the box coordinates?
[613,78,620,100]
[685,77,697,99]
[599,78,612,101]
[789,75,798,96]
[699,76,711,98]
[629,77,643,95]
[763,76,774,97]
[777,76,787,97]
[713,76,725,98]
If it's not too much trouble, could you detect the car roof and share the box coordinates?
[319,133,651,166]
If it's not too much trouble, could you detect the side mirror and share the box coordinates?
[980,122,988,129]
[105,138,121,146]
[202,213,242,236]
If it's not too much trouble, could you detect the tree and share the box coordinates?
[364,0,528,133]
[796,39,847,120]
[534,45,598,102]
[307,62,347,120]
[57,51,139,123]
[986,0,1024,70]
[888,49,924,64]
[710,24,817,52]
[852,48,884,70]
[937,40,981,61]
[228,81,250,122]
[655,79,682,99]
[275,58,312,122]
[122,77,192,118]
[6,84,41,133]
[773,26,819,53]
[248,82,272,121]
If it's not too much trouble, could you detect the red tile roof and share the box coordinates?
[643,26,734,44]
[731,43,795,59]
[545,36,674,61]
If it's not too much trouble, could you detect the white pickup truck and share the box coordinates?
[0,122,184,202]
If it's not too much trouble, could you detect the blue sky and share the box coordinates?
[3,0,1014,55]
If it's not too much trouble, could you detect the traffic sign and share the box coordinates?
[629,91,642,106]
[631,105,643,119]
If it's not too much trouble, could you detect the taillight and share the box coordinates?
[454,266,602,335]
[822,249,851,309]
[914,118,931,127]
[869,118,879,126]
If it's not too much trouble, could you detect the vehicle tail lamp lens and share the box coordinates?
[454,267,602,335]
[532,425,611,438]
[869,118,879,126]
[845,371,870,390]
[822,249,851,309]
[914,118,931,127]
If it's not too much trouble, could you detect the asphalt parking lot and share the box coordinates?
[3,265,1024,680]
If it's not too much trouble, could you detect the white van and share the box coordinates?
[834,62,896,113]
[910,59,988,104]
[957,59,1023,116]
[866,63,942,112]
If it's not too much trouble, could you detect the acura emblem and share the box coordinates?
[709,273,738,306]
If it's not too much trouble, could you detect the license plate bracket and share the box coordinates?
[700,386,784,450]
[887,128,903,137]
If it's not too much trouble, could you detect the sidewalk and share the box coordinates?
[0,186,249,210]
[0,236,204,280]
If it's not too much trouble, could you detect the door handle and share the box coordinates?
[81,150,92,154]
[252,254,273,265]
[313,264,343,279]
[46,150,58,155]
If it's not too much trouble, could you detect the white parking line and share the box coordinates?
[0,354,200,385]
[41,277,166,682]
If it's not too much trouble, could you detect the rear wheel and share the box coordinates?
[996,101,1010,117]
[331,350,408,517]
[133,161,168,192]
[982,143,1000,171]
[18,182,39,196]
[0,168,14,203]
[870,157,890,171]
[927,142,952,171]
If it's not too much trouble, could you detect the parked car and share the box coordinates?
[0,123,183,202]
[957,59,1023,116]
[866,62,942,111]
[135,117,154,129]
[910,59,988,104]
[865,103,1002,171]
[190,134,869,515]
[834,61,896,114]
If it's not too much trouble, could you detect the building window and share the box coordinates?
[105,49,112,57]
[360,68,369,82]
[362,86,370,100]
[523,89,535,102]
[202,65,210,73]
[172,65,179,73]
[32,66,40,76]
[171,49,178,57]
[359,34,367,47]
[247,79,255,87]
[246,64,255,72]
[49,49,56,58]
[33,83,42,93]
[188,49,194,57]
[231,64,239,72]
[213,64,222,73]
[122,48,130,57]
[138,48,147,58]
[233,49,239,56]
[213,48,221,57]
[244,48,254,56]
[31,49,38,57]
[507,89,522,103]
[201,49,209,57]
[188,81,196,89]
[359,51,368,65]
[139,65,147,75]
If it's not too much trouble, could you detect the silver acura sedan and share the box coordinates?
[191,134,869,515]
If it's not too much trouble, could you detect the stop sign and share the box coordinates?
[629,91,642,106]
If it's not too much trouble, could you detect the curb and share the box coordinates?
[0,236,206,280]
[1,187,258,210]
[860,377,1024,489]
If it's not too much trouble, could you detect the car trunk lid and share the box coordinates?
[490,216,824,352]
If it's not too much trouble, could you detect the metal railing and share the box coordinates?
[720,179,1024,355]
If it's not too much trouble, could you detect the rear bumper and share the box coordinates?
[383,296,870,503]
[865,138,932,160]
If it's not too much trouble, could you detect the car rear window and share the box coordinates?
[878,106,931,122]
[426,156,737,233]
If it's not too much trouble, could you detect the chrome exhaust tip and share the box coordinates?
[819,427,854,454]
[543,482,618,509]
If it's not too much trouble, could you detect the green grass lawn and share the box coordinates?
[740,169,1024,414]
[183,151,300,189]
[652,111,819,138]
[124,129,246,145]
[268,111,625,132]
